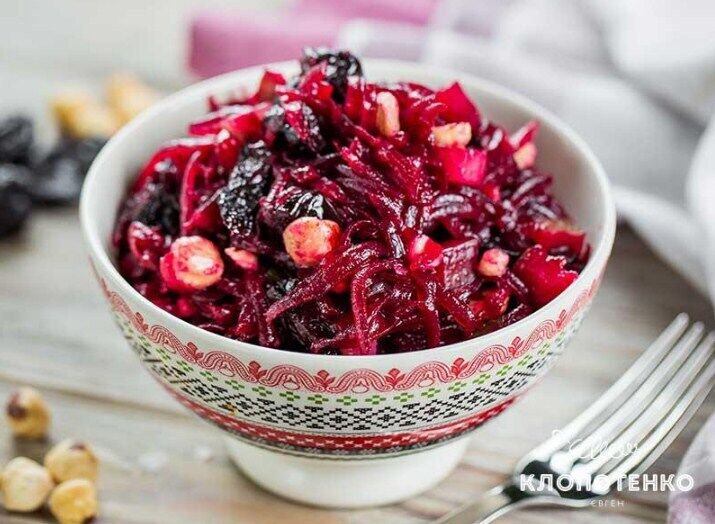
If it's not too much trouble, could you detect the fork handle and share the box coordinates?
[436,482,543,524]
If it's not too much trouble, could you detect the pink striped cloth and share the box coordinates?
[188,0,437,77]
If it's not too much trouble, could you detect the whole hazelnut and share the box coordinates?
[0,457,54,512]
[106,73,159,124]
[282,217,341,268]
[51,91,119,139]
[48,479,98,524]
[51,90,93,129]
[6,387,51,439]
[44,439,99,483]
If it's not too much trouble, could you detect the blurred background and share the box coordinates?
[0,1,282,137]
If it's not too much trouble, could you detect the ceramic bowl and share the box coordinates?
[80,59,616,508]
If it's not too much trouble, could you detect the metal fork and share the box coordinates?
[437,314,715,524]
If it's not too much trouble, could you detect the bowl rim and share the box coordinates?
[80,58,617,364]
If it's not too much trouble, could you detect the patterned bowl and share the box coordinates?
[80,60,616,508]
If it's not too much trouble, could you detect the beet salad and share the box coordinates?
[112,49,589,356]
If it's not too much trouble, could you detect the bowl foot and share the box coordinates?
[224,437,469,508]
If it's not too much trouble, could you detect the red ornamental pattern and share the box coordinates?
[101,277,598,394]
[165,384,519,451]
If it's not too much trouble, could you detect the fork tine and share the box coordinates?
[575,333,715,476]
[604,351,715,485]
[562,323,705,464]
[525,314,691,461]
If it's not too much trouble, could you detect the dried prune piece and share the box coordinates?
[218,141,272,238]
[283,102,324,152]
[69,137,106,172]
[280,302,335,351]
[263,102,324,153]
[0,163,34,193]
[0,116,34,164]
[28,138,106,205]
[264,269,297,302]
[259,182,329,232]
[300,48,362,101]
[114,173,180,247]
[133,181,180,234]
[0,165,32,237]
[29,156,85,205]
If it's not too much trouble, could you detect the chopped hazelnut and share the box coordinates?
[432,122,472,147]
[376,91,400,137]
[44,440,98,483]
[224,248,259,271]
[6,387,50,439]
[106,73,159,124]
[513,142,537,169]
[48,479,97,524]
[477,248,510,278]
[51,90,94,129]
[68,104,120,139]
[0,457,54,512]
[51,91,120,139]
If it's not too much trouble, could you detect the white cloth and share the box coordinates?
[337,0,715,303]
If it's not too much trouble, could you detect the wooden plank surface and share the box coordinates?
[0,213,712,523]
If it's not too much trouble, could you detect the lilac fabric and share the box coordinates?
[299,0,436,26]
[669,414,715,523]
[189,10,341,78]
[188,0,437,77]
[670,484,715,524]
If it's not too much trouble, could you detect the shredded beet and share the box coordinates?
[113,49,589,355]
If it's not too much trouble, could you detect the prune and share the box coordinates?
[264,105,300,148]
[218,141,272,238]
[259,183,329,232]
[0,163,33,193]
[300,48,362,101]
[263,102,324,153]
[28,137,106,205]
[0,165,32,237]
[68,137,106,172]
[29,156,84,205]
[114,175,179,247]
[0,116,34,164]
[280,302,336,350]
[133,181,180,234]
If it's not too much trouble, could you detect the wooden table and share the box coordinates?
[0,213,712,523]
